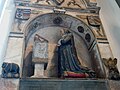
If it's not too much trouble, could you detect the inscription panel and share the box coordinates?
[20,79,109,90]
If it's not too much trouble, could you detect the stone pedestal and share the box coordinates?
[32,58,48,78]
[31,34,48,78]
[32,63,45,78]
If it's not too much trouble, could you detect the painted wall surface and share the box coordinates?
[96,0,120,71]
[0,0,16,74]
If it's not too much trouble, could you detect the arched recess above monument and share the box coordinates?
[24,13,96,50]
[21,13,108,78]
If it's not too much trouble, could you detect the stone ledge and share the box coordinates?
[19,79,109,90]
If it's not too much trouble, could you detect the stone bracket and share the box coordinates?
[53,8,66,14]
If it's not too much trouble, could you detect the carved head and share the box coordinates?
[2,62,8,68]
[103,58,117,69]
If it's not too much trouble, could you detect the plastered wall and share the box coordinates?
[97,0,120,71]
[0,0,16,74]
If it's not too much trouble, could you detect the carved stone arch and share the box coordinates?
[24,13,96,50]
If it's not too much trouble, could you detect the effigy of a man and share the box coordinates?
[57,29,96,78]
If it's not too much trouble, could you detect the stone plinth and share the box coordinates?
[19,79,109,90]
[31,64,45,78]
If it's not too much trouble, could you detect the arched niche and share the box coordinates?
[22,13,105,78]
[24,13,95,49]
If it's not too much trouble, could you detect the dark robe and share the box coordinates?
[58,33,96,78]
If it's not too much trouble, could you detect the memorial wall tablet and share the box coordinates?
[32,34,48,64]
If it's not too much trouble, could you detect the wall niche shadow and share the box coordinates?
[22,51,34,77]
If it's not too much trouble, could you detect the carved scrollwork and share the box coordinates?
[53,0,65,6]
